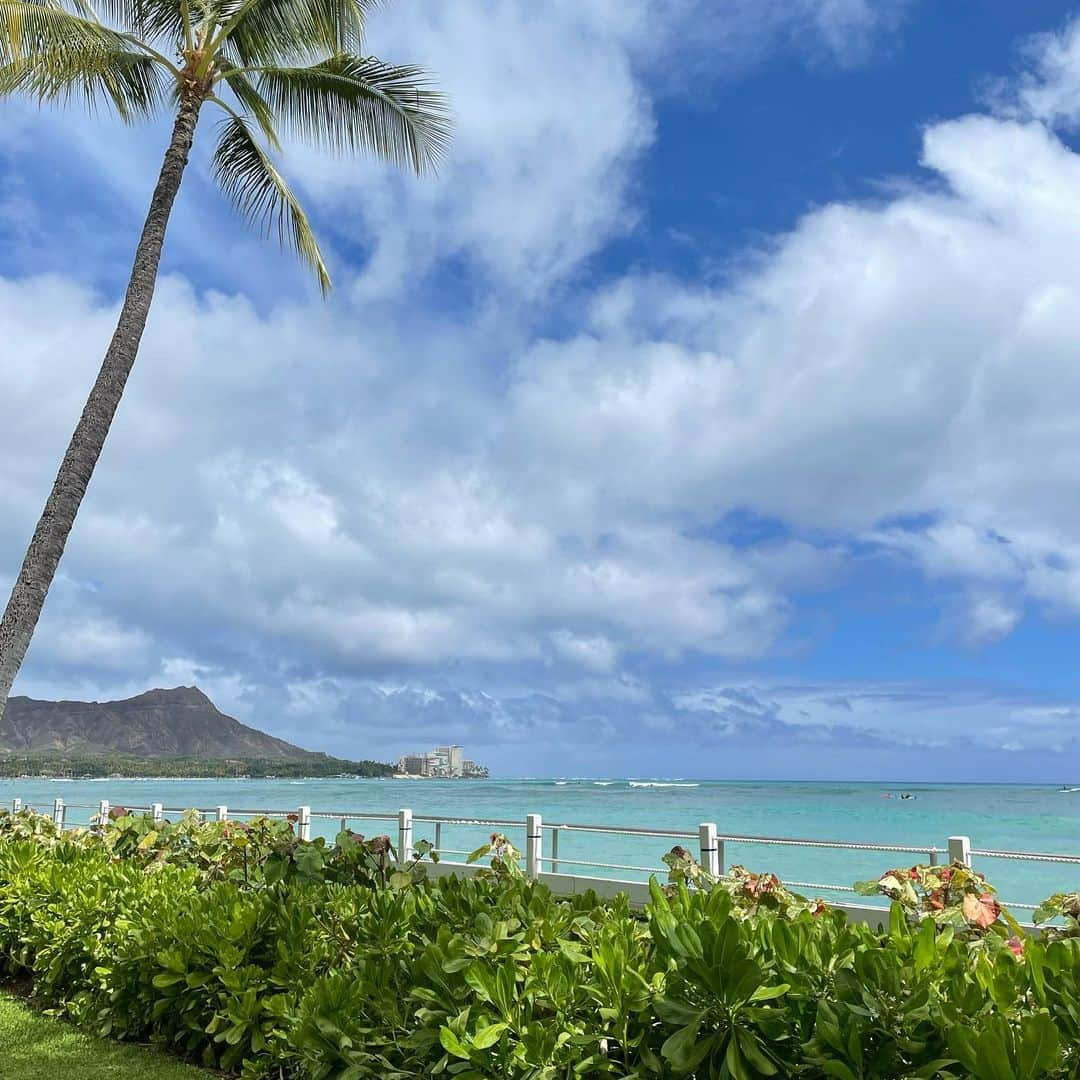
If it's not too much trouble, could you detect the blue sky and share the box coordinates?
[5,1,1080,779]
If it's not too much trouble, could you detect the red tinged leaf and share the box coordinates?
[961,892,1002,929]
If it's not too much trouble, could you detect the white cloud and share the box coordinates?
[12,3,1080,765]
[957,593,1021,648]
[11,99,1080,698]
[674,681,1080,755]
[501,110,1080,650]
[550,631,619,673]
[283,0,916,299]
[997,15,1080,131]
[0,273,797,685]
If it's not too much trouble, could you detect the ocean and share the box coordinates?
[3,777,1078,909]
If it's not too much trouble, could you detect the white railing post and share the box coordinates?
[12,798,21,813]
[298,806,312,842]
[526,814,543,880]
[398,808,413,864]
[948,836,971,867]
[151,803,163,822]
[53,798,64,828]
[699,822,720,877]
[216,805,228,822]
[434,821,443,854]
[98,799,109,824]
[551,827,561,874]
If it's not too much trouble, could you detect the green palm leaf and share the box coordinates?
[0,0,450,724]
[0,1,168,118]
[221,68,280,148]
[251,54,450,172]
[212,114,331,292]
[216,0,376,68]
[1,0,122,59]
[4,50,165,118]
[86,0,186,46]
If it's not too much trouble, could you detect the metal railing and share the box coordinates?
[9,796,1076,922]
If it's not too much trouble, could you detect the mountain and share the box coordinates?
[0,686,324,761]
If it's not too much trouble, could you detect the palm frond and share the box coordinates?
[0,42,167,116]
[85,0,185,46]
[2,0,118,60]
[221,67,279,148]
[218,0,377,68]
[253,54,449,173]
[212,114,330,292]
[0,2,169,117]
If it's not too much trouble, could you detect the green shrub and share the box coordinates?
[1,808,1079,1078]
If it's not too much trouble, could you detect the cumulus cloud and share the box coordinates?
[187,676,1080,777]
[0,273,796,692]
[287,0,915,299]
[513,111,1080,646]
[995,14,1080,131]
[9,4,1080,766]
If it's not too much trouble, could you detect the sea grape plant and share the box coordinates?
[663,844,827,919]
[3,821,1080,1078]
[855,860,1026,938]
[1033,891,1080,939]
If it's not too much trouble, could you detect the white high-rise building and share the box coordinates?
[398,744,482,777]
[434,745,464,777]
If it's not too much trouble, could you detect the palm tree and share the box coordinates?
[0,0,449,722]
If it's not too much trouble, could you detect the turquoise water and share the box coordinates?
[3,777,1078,908]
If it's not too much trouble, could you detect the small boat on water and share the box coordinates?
[1061,785,1080,793]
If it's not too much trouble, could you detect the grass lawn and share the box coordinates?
[0,992,212,1079]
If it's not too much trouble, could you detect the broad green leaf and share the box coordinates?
[736,1028,778,1075]
[471,1022,508,1050]
[821,1063,860,1080]
[439,1026,471,1060]
[661,1020,703,1071]
[914,917,936,972]
[1017,1012,1059,1076]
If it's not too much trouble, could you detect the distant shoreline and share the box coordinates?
[2,773,489,782]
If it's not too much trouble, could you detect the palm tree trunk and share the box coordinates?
[0,93,203,724]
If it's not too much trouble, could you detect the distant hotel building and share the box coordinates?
[396,744,488,778]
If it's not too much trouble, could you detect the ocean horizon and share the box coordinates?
[5,776,1077,910]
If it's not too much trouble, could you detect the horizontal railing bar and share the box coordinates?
[715,836,940,854]
[544,821,939,854]
[540,856,666,874]
[413,815,525,827]
[7,798,1073,908]
[783,880,857,893]
[151,807,291,817]
[544,823,697,839]
[971,849,1080,864]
